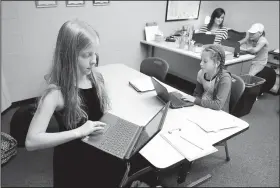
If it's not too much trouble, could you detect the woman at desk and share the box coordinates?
[198,8,228,44]
[25,19,126,187]
[239,23,269,76]
[182,44,232,112]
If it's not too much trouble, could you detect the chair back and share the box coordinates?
[230,74,245,114]
[140,57,169,81]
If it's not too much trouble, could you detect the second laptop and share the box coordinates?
[151,77,194,109]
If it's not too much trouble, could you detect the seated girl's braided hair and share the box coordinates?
[203,44,226,83]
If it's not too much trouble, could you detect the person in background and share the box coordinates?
[181,44,232,112]
[199,8,228,44]
[25,19,126,188]
[239,23,269,76]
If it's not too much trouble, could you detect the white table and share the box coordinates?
[97,64,249,170]
[140,40,255,83]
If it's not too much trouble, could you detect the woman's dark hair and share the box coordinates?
[207,8,225,30]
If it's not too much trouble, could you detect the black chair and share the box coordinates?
[140,57,169,81]
[216,74,245,161]
[230,74,246,115]
[10,103,59,147]
[256,66,277,95]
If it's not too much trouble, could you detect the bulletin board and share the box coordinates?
[165,0,201,22]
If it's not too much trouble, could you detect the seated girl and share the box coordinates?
[239,23,269,76]
[182,44,232,112]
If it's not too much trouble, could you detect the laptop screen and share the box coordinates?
[151,77,170,103]
[221,39,240,56]
[131,102,170,156]
[192,33,215,45]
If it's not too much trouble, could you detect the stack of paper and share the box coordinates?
[145,25,159,42]
[180,106,238,132]
[129,76,155,92]
[161,128,218,161]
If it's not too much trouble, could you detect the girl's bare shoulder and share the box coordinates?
[41,84,64,110]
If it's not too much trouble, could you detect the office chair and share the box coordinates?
[256,66,276,96]
[216,74,245,161]
[140,57,169,81]
[10,103,59,147]
[227,29,246,42]
[229,74,246,114]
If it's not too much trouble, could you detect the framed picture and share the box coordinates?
[35,1,57,8]
[165,0,201,22]
[66,1,85,7]
[93,1,110,6]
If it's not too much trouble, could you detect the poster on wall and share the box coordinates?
[165,0,201,22]
[93,1,110,6]
[35,1,57,8]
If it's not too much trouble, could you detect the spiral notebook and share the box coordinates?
[160,128,218,161]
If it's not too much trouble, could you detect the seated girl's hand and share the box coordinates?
[181,95,195,103]
[76,120,106,138]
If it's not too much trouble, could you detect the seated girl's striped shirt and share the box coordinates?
[199,24,228,44]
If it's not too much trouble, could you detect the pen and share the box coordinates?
[179,136,204,150]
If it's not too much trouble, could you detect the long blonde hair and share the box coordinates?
[41,19,110,129]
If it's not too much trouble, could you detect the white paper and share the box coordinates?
[161,128,218,161]
[129,76,155,92]
[180,106,238,132]
[273,49,279,53]
[145,26,159,42]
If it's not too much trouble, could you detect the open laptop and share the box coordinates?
[192,33,215,45]
[82,102,170,160]
[151,77,194,109]
[221,39,252,56]
[221,39,241,57]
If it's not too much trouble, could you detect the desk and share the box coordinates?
[141,40,255,83]
[97,64,249,186]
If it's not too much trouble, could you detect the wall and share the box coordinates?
[1,1,279,102]
[1,1,210,102]
[1,70,12,112]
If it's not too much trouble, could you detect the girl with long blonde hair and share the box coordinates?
[25,19,125,187]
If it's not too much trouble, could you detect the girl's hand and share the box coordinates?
[75,120,106,138]
[181,95,195,103]
[240,47,247,52]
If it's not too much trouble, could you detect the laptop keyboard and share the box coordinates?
[170,92,187,108]
[98,118,138,159]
